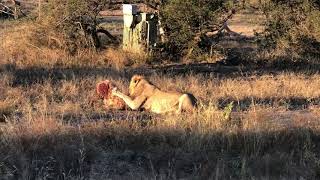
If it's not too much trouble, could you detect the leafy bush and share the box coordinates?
[33,0,111,53]
[30,0,235,59]
[259,0,320,61]
[160,0,234,58]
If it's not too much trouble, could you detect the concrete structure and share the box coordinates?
[122,4,158,53]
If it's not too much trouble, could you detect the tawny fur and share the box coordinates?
[96,80,126,110]
[112,75,197,114]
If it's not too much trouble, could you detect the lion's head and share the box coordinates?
[129,75,157,98]
[129,75,147,97]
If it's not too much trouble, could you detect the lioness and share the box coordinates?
[112,75,197,114]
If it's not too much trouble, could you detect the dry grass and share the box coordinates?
[1,19,320,179]
[0,21,148,69]
[1,69,320,179]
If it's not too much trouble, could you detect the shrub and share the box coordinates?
[29,0,235,60]
[160,0,234,58]
[259,0,320,61]
[33,0,111,53]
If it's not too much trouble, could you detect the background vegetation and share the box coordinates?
[160,0,234,58]
[258,0,320,63]
[1,0,320,179]
[33,0,114,53]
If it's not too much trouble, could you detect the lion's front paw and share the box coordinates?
[111,87,119,96]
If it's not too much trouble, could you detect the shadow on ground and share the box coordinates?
[0,125,319,179]
[58,110,156,125]
[1,59,320,87]
[218,96,320,111]
[0,64,127,87]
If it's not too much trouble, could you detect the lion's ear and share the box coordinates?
[96,80,110,97]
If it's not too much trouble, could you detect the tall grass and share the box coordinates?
[0,68,320,179]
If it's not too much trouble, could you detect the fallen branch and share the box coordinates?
[0,9,14,16]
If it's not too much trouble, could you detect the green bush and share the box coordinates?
[160,0,234,58]
[259,0,320,61]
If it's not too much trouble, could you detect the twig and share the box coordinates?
[0,9,14,16]
[27,43,43,52]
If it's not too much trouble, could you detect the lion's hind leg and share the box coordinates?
[176,94,197,114]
